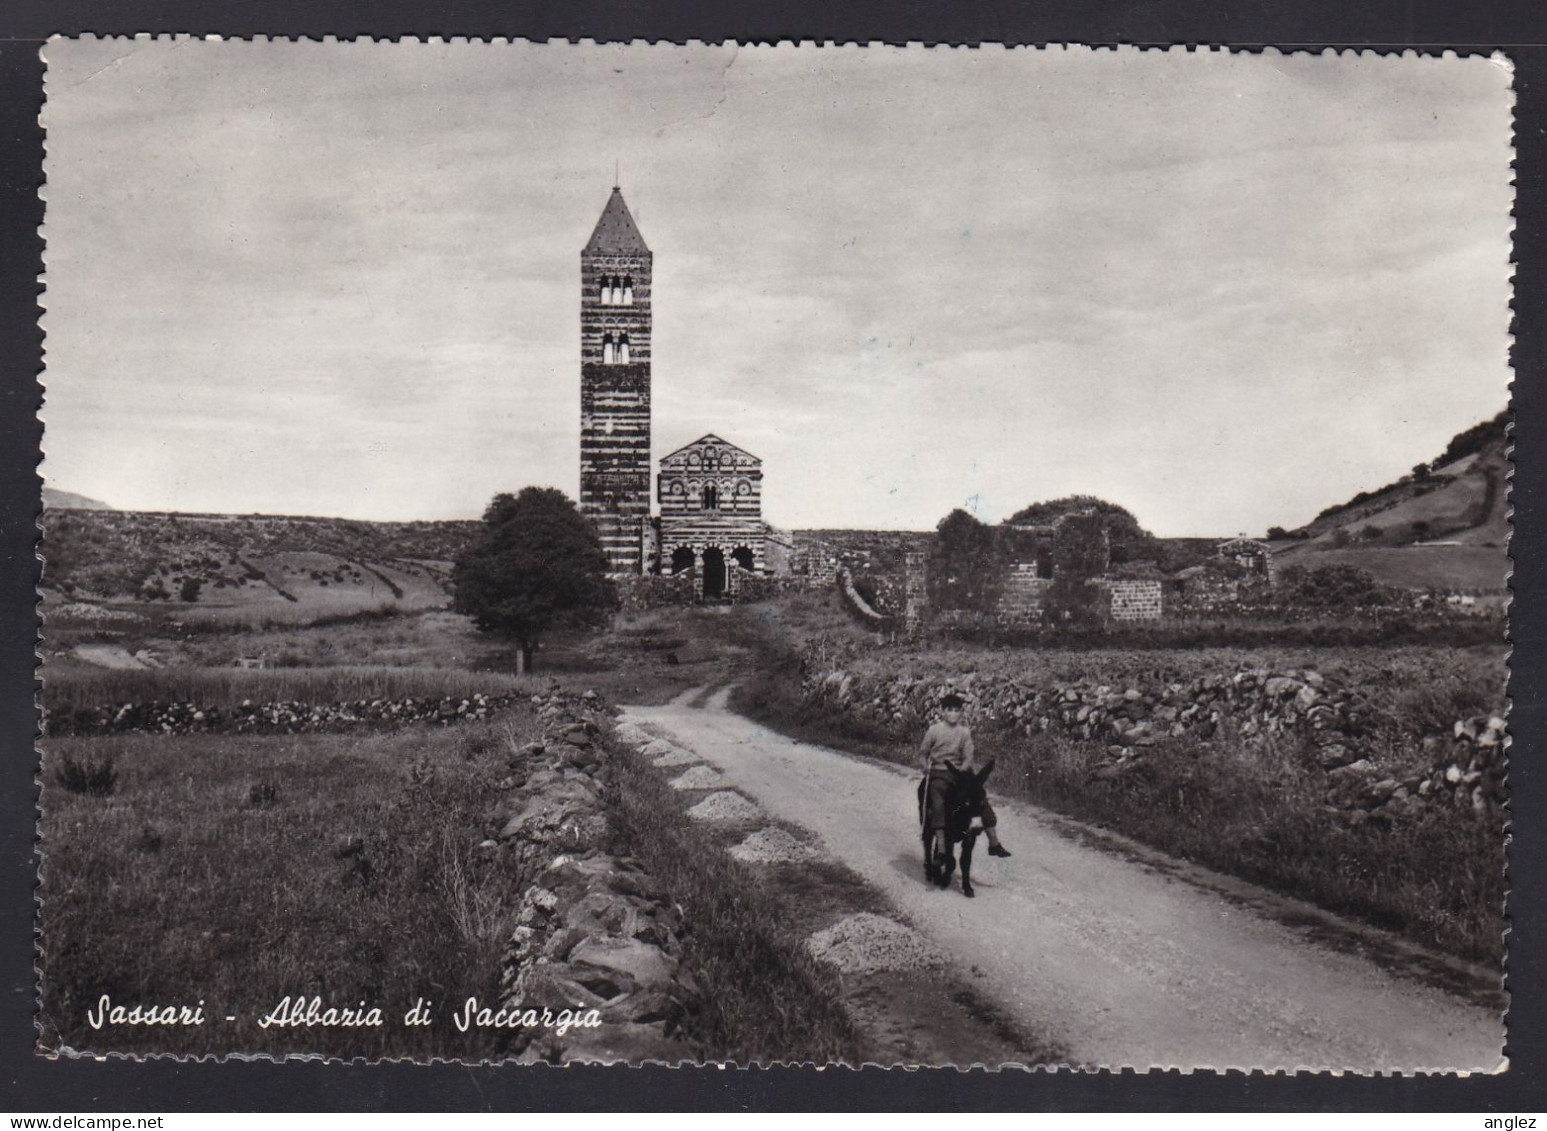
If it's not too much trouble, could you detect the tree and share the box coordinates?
[927,508,1006,612]
[1005,495,1158,563]
[452,488,617,673]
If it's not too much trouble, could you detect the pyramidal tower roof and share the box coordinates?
[584,187,650,255]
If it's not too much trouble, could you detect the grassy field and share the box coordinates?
[36,604,809,1058]
[38,719,535,1058]
[41,605,723,719]
[1272,544,1509,591]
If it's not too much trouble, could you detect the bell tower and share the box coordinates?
[579,185,653,574]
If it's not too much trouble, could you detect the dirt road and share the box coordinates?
[623,686,1505,1072]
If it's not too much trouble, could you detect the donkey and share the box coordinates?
[917,760,995,898]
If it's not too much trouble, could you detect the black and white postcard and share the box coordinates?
[34,39,1515,1072]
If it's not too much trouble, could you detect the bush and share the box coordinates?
[179,577,203,602]
[54,753,117,796]
[247,783,280,808]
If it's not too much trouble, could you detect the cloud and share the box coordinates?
[40,41,1514,534]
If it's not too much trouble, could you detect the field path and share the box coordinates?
[622,686,1505,1072]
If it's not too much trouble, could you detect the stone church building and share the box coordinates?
[577,187,766,596]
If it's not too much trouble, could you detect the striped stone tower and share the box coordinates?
[579,185,653,574]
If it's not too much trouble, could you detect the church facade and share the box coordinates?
[657,434,766,598]
[578,188,766,596]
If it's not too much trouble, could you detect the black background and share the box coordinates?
[2,0,1543,1112]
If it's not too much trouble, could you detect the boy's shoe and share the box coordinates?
[988,844,1012,858]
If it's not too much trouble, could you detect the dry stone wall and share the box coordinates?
[486,690,699,1064]
[49,692,518,737]
[802,664,1506,820]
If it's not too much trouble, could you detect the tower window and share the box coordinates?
[599,274,634,306]
[703,484,719,510]
[602,333,615,364]
[618,333,630,364]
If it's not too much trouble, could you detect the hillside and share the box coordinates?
[40,509,480,623]
[42,487,113,510]
[1272,410,1509,591]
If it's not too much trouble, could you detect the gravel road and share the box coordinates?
[623,686,1505,1072]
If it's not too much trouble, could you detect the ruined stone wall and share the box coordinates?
[997,564,1052,622]
[1095,578,1164,621]
[785,535,838,588]
[903,550,928,635]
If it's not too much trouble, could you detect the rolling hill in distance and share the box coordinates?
[38,410,1509,619]
[1268,408,1508,591]
[41,487,114,511]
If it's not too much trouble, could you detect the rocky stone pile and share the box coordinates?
[490,690,698,1064]
[803,666,1509,820]
[47,692,519,737]
[807,913,946,976]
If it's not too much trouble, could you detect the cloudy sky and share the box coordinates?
[40,40,1513,535]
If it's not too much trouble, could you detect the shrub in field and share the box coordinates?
[1278,564,1391,610]
[247,782,279,808]
[53,753,116,796]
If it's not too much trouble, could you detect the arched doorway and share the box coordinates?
[671,546,696,575]
[731,546,755,573]
[701,548,727,598]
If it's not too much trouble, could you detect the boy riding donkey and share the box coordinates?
[920,693,1011,862]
